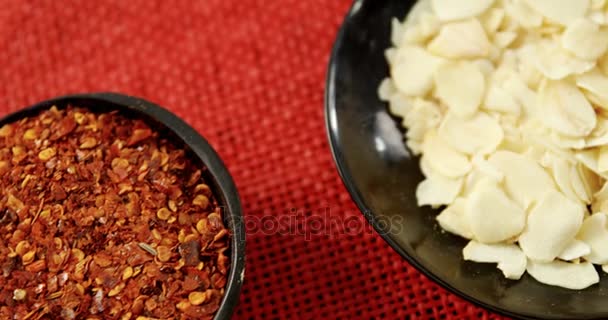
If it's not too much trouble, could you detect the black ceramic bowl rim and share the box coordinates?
[324,2,523,319]
[1,92,245,320]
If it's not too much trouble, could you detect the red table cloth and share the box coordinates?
[0,1,506,319]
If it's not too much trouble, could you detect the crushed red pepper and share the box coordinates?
[0,106,230,320]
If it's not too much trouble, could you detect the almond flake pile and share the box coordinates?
[379,0,608,289]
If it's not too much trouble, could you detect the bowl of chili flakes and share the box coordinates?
[0,93,245,320]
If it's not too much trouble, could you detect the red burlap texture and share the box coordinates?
[0,1,507,319]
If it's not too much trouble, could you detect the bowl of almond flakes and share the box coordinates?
[0,93,245,320]
[326,0,608,318]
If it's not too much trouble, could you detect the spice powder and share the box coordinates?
[0,106,230,320]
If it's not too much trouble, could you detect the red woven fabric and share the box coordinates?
[0,1,507,319]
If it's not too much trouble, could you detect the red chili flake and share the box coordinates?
[0,106,230,319]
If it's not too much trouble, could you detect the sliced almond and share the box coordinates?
[534,40,596,80]
[598,146,608,172]
[570,164,592,203]
[526,260,599,290]
[591,0,606,10]
[431,0,495,21]
[501,71,538,118]
[493,31,518,48]
[576,69,608,111]
[423,132,472,178]
[558,239,591,261]
[505,0,543,28]
[428,19,490,59]
[488,151,556,209]
[438,112,503,155]
[523,0,590,25]
[388,93,412,117]
[578,212,608,264]
[545,153,580,202]
[519,190,584,262]
[481,8,505,34]
[436,198,473,239]
[378,78,395,102]
[463,240,527,279]
[483,84,521,116]
[392,46,445,96]
[434,62,485,118]
[538,80,596,137]
[416,175,463,207]
[465,179,526,243]
[562,19,608,61]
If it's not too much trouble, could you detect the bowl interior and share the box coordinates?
[0,93,245,320]
[326,1,608,319]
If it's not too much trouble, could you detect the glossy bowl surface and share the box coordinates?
[325,1,608,319]
[1,92,245,320]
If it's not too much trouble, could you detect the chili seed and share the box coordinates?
[188,291,208,305]
[13,289,26,301]
[192,195,209,208]
[122,266,134,280]
[156,208,171,220]
[38,148,56,160]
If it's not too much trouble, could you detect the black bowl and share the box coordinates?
[325,1,608,319]
[1,92,245,320]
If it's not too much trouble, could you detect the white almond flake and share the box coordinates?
[526,260,599,290]
[592,0,606,10]
[388,93,412,117]
[434,62,485,118]
[488,151,556,209]
[428,19,490,59]
[481,8,505,34]
[471,154,504,181]
[392,46,445,96]
[501,72,538,118]
[385,48,398,66]
[438,112,503,155]
[577,149,600,174]
[431,0,495,21]
[416,175,464,207]
[549,132,586,150]
[519,190,584,262]
[570,163,593,203]
[463,240,527,280]
[538,80,597,137]
[562,19,608,61]
[436,198,473,239]
[506,0,543,28]
[423,132,472,178]
[558,240,591,261]
[579,164,601,201]
[391,18,405,47]
[576,69,608,111]
[378,78,395,102]
[546,154,580,202]
[523,0,590,25]
[603,264,608,274]
[465,180,526,243]
[534,40,596,80]
[483,84,521,115]
[598,146,608,172]
[594,181,608,203]
[589,11,607,25]
[578,212,608,264]
[473,59,495,78]
[417,12,441,40]
[494,31,518,49]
